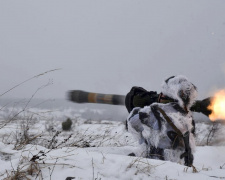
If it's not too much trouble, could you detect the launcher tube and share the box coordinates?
[68,90,125,105]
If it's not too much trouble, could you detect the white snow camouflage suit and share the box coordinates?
[127,75,197,166]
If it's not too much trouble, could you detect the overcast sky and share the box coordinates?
[0,0,225,100]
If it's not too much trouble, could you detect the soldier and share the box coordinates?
[126,75,197,166]
[68,75,212,166]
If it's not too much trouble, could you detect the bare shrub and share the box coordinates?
[62,118,72,131]
[0,69,60,129]
[3,156,43,180]
[206,122,220,145]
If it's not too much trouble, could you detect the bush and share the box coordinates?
[62,118,72,131]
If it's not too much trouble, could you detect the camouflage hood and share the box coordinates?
[161,75,198,111]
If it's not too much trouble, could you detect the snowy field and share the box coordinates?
[0,105,225,180]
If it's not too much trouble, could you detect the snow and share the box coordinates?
[0,142,225,179]
[0,102,224,179]
[0,112,225,179]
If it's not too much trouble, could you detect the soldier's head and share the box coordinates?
[161,75,197,112]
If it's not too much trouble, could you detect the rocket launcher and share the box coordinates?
[67,90,212,117]
[68,90,125,105]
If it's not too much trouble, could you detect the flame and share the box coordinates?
[208,90,225,121]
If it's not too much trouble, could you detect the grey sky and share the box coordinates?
[0,0,225,100]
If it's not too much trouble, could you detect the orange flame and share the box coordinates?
[208,90,225,121]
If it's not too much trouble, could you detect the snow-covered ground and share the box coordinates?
[0,106,225,180]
